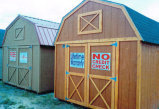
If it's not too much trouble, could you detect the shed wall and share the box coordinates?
[2,47,8,82]
[118,41,137,109]
[55,44,65,100]
[140,42,159,109]
[2,17,41,92]
[39,46,55,93]
[57,1,136,42]
[32,45,40,92]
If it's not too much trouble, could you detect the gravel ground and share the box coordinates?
[0,81,85,109]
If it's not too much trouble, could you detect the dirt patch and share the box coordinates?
[0,81,85,109]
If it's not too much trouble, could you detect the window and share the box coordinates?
[78,10,102,35]
[15,27,25,40]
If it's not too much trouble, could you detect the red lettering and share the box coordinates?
[93,54,100,59]
[92,60,96,63]
[106,61,110,64]
[92,64,96,68]
[102,65,105,69]
[105,65,109,70]
[101,54,110,60]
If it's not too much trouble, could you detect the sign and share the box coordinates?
[91,53,111,71]
[70,53,85,68]
[20,52,28,63]
[10,51,16,61]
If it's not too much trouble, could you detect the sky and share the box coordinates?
[0,0,159,29]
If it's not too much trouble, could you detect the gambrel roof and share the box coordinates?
[55,0,159,44]
[125,7,159,44]
[4,15,59,46]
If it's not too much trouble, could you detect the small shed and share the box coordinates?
[0,29,5,80]
[3,15,59,93]
[54,0,159,109]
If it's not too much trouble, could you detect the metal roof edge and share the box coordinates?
[32,24,42,46]
[21,15,60,25]
[21,15,60,31]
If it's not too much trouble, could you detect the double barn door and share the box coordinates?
[65,42,117,109]
[7,46,32,89]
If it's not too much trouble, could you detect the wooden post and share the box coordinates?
[115,41,119,109]
[136,41,141,109]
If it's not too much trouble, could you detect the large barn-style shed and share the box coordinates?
[54,0,159,109]
[3,15,59,93]
[0,29,5,80]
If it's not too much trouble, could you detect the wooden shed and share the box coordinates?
[3,15,59,93]
[54,0,159,109]
[0,29,5,80]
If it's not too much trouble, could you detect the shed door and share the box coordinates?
[88,43,116,109]
[7,46,32,89]
[65,44,87,105]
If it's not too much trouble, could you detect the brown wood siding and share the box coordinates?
[39,46,55,93]
[118,41,137,109]
[140,42,159,109]
[55,44,65,100]
[57,1,136,42]
[89,44,114,108]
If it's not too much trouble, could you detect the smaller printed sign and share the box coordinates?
[10,51,16,61]
[20,52,28,63]
[70,52,85,68]
[91,53,111,71]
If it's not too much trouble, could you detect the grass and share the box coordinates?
[0,81,85,109]
[0,98,16,105]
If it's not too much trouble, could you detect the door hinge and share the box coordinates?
[29,45,32,48]
[111,42,118,47]
[29,66,32,70]
[62,44,70,48]
[66,71,69,75]
[62,44,65,48]
[66,45,70,48]
[110,77,117,82]
[65,97,69,101]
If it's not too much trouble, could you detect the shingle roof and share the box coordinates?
[125,7,159,44]
[0,29,5,47]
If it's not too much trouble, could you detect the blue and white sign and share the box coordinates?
[20,52,28,63]
[70,52,85,68]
